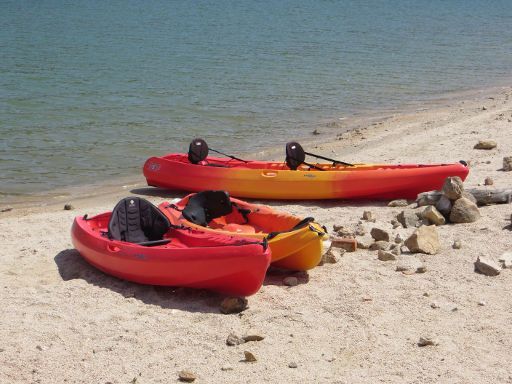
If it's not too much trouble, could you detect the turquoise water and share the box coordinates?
[2,0,512,196]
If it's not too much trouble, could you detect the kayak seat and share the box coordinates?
[108,197,171,244]
[285,141,305,170]
[182,190,233,227]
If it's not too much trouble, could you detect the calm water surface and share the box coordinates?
[1,0,512,196]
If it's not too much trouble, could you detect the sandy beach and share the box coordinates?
[2,85,512,383]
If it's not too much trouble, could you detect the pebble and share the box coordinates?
[221,365,234,371]
[226,333,245,346]
[478,301,486,306]
[378,250,396,261]
[243,335,264,342]
[369,241,390,251]
[452,240,462,249]
[220,297,248,314]
[362,211,376,222]
[418,337,439,347]
[474,140,497,150]
[0,207,13,213]
[370,227,390,242]
[288,362,298,368]
[283,276,299,286]
[416,265,427,274]
[64,204,74,210]
[484,177,494,186]
[388,199,409,207]
[178,370,196,382]
[430,302,440,309]
[243,351,257,362]
[394,234,403,244]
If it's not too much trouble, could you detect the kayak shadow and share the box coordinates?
[54,249,225,313]
[129,187,188,200]
[263,267,309,287]
[236,198,390,210]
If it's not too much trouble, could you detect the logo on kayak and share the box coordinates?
[148,162,160,171]
[304,174,316,178]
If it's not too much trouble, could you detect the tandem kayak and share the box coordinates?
[71,197,271,296]
[159,191,327,271]
[143,139,469,200]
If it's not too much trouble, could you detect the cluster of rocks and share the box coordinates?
[416,176,481,224]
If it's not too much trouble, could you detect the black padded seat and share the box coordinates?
[182,190,233,227]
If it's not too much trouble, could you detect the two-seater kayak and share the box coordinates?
[159,191,326,271]
[143,139,469,200]
[71,197,271,296]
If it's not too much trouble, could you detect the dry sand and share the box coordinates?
[2,86,512,383]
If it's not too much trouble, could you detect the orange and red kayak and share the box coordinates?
[159,191,326,271]
[143,154,469,200]
[71,212,271,296]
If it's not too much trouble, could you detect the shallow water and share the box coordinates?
[2,0,512,196]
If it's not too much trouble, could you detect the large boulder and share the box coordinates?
[442,177,464,200]
[449,197,480,223]
[404,225,440,255]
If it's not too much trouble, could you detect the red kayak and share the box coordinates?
[143,139,469,200]
[71,197,271,296]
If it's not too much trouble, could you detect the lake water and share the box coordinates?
[2,0,512,198]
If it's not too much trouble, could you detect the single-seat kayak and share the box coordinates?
[143,139,469,200]
[71,197,271,296]
[159,191,326,271]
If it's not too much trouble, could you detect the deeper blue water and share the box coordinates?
[1,0,512,196]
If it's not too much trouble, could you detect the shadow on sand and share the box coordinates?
[54,249,227,313]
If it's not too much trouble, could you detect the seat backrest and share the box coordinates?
[285,141,306,170]
[108,197,170,243]
[182,190,233,226]
[188,138,209,164]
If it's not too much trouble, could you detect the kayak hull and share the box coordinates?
[159,195,326,271]
[143,154,469,200]
[71,213,271,296]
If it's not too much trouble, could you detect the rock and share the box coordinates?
[503,156,512,171]
[421,206,445,226]
[354,223,367,236]
[220,297,248,314]
[389,243,401,256]
[0,207,13,213]
[418,337,439,347]
[64,204,74,210]
[356,236,373,250]
[449,197,480,223]
[404,225,440,255]
[498,252,512,268]
[369,241,390,251]
[416,191,442,207]
[484,177,494,186]
[462,191,477,204]
[178,370,196,382]
[442,177,464,200]
[390,219,401,229]
[378,250,396,261]
[394,234,403,244]
[452,240,462,249]
[430,302,440,309]
[478,301,486,306]
[474,140,497,150]
[226,333,245,346]
[331,237,357,252]
[288,362,298,368]
[474,256,501,276]
[416,265,427,274]
[362,211,376,222]
[397,210,420,228]
[370,227,390,242]
[221,365,234,371]
[333,225,355,237]
[435,195,452,217]
[283,276,298,286]
[388,199,408,207]
[320,246,344,265]
[243,351,257,362]
[243,335,264,342]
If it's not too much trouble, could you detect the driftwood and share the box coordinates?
[417,188,512,206]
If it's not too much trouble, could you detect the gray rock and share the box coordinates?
[288,362,298,368]
[226,333,245,346]
[220,297,248,314]
[421,206,445,226]
[64,204,74,210]
[462,191,477,205]
[418,337,439,347]
[474,140,497,150]
[442,177,464,200]
[474,256,501,276]
[178,370,196,382]
[394,234,403,244]
[283,276,299,286]
[378,250,396,261]
[503,156,512,171]
[369,241,390,251]
[449,197,481,223]
[435,195,452,217]
[498,252,512,268]
[404,225,440,255]
[397,210,420,228]
[416,191,442,207]
[388,199,408,207]
[356,236,374,250]
[333,225,355,238]
[354,223,367,236]
[370,227,390,242]
[362,211,376,222]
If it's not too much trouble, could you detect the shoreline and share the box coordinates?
[3,82,510,212]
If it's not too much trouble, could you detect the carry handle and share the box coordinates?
[261,171,278,178]
[106,243,121,253]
